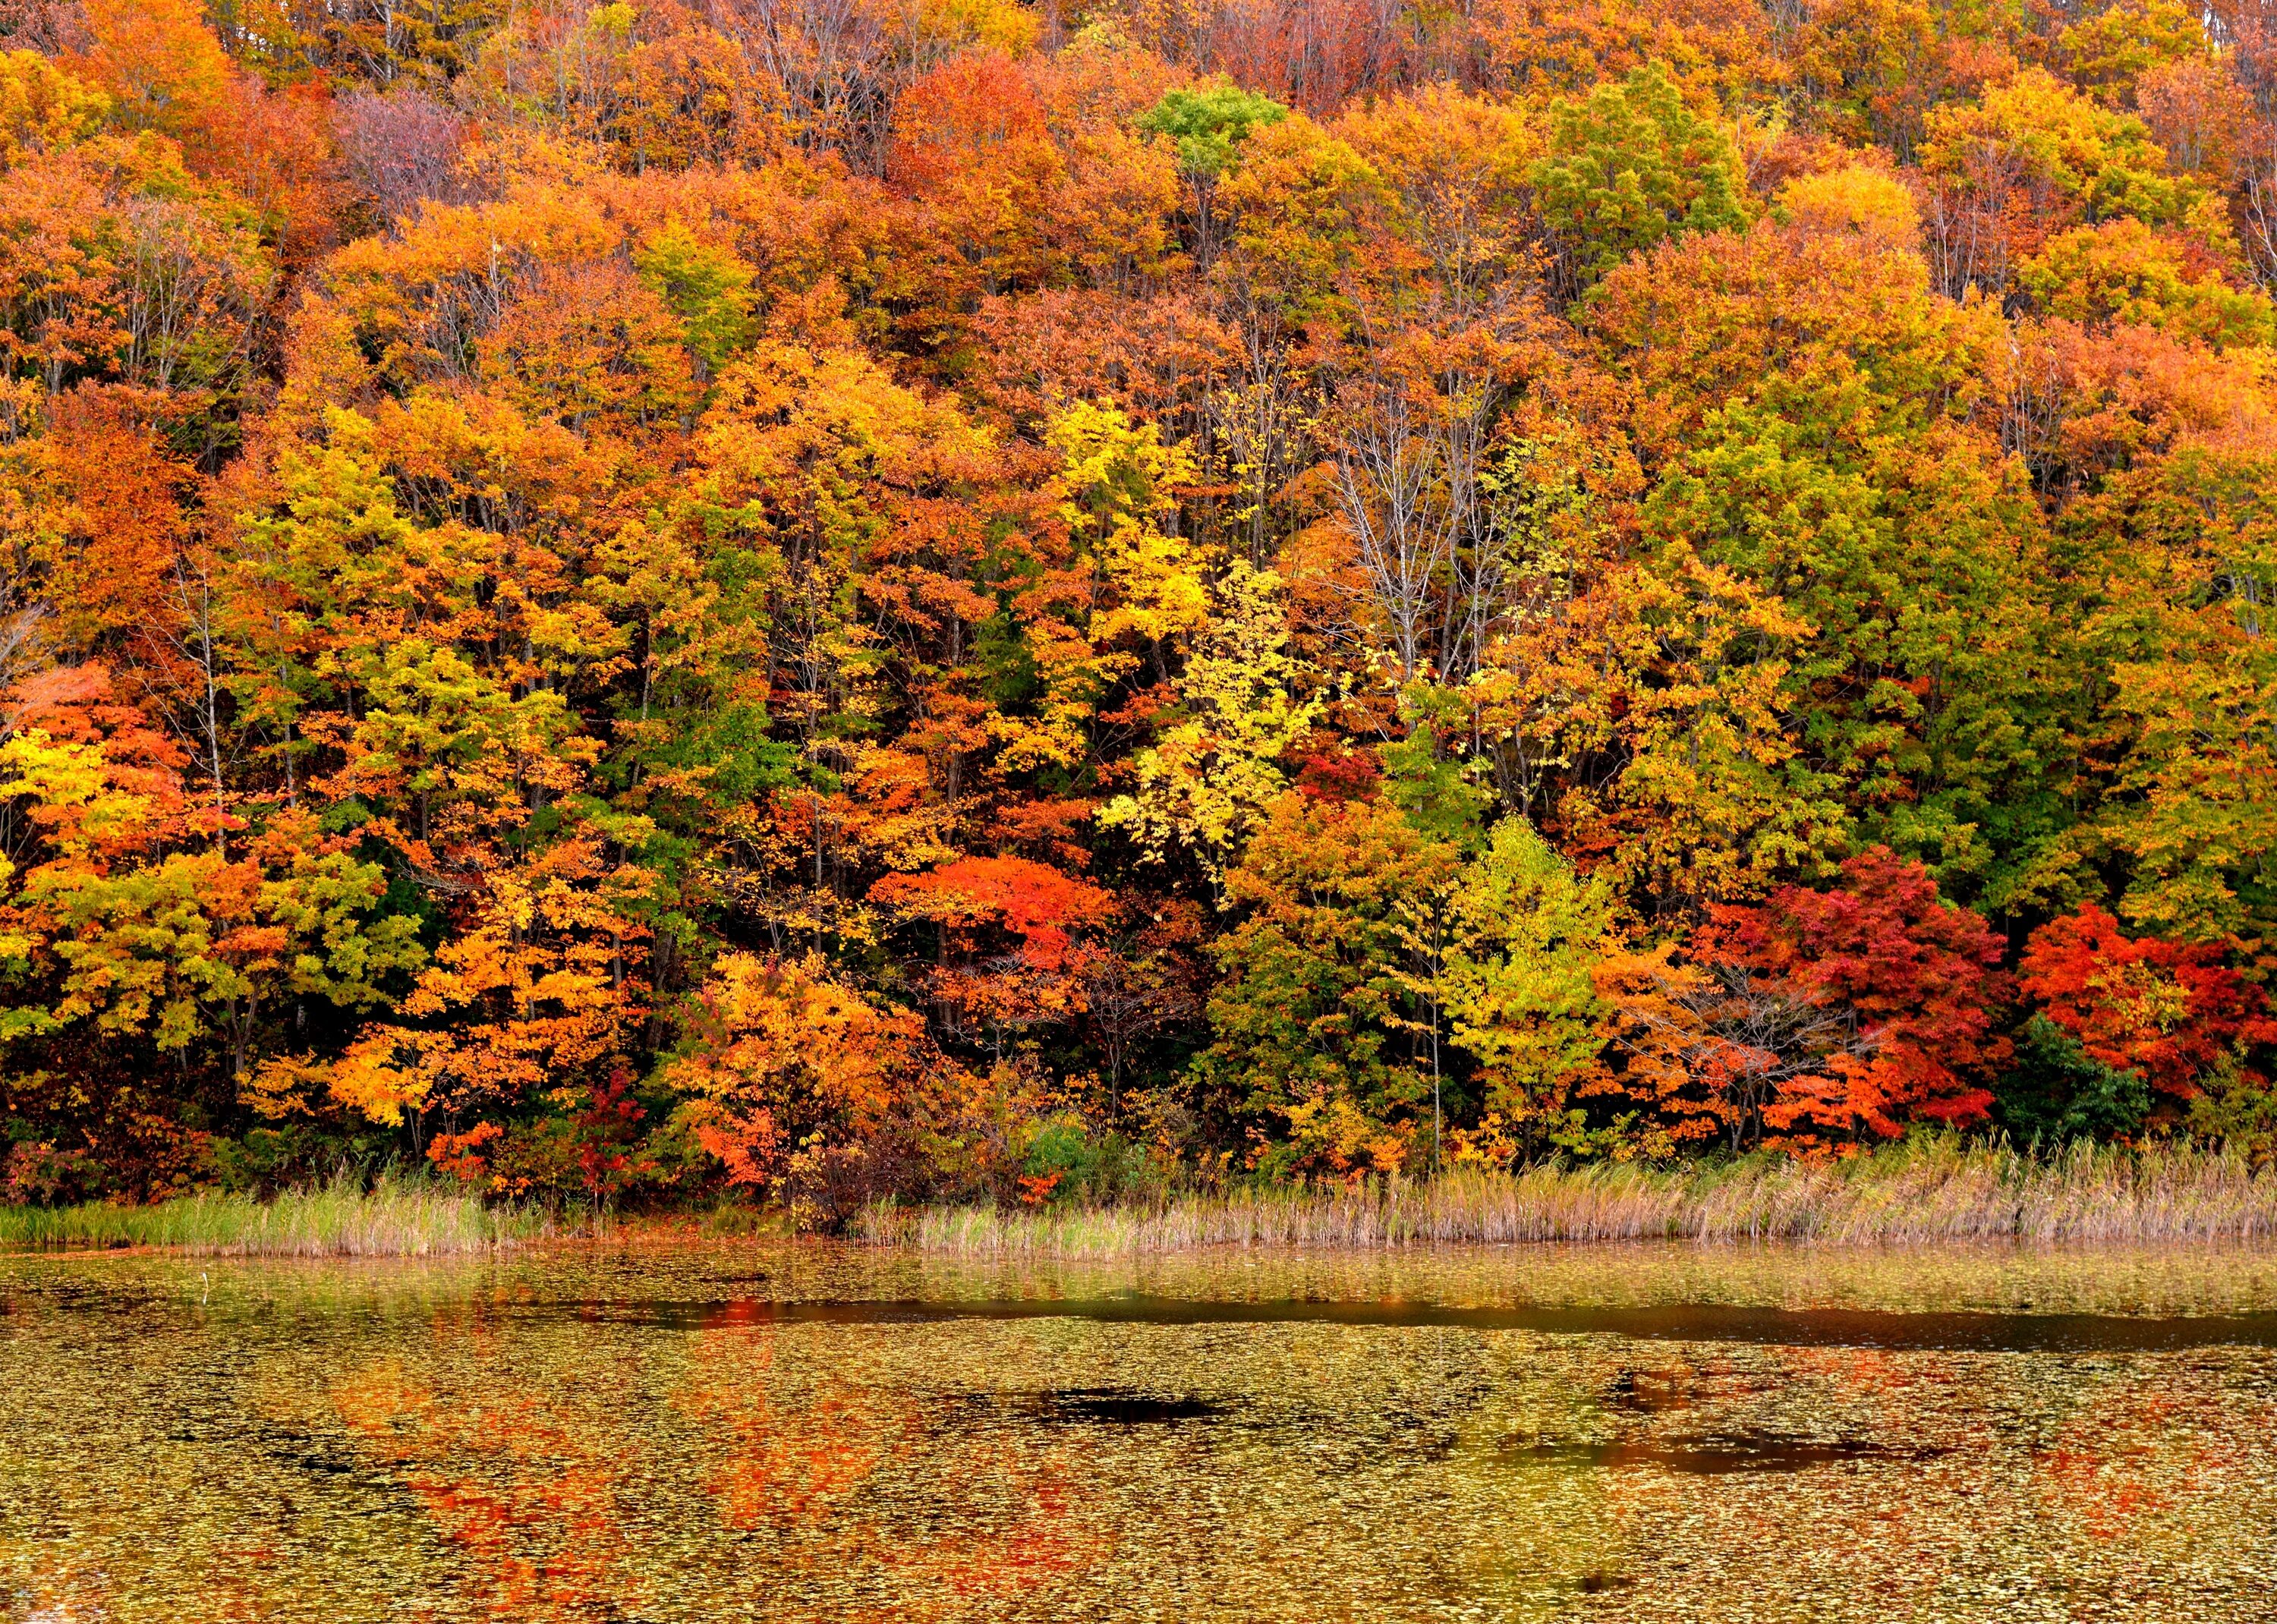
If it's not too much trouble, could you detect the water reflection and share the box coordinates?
[2,1242,2275,1620]
[504,1293,2277,1349]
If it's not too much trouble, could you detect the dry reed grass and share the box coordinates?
[0,1174,546,1256]
[862,1138,2277,1255]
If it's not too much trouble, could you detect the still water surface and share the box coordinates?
[5,1242,2277,1622]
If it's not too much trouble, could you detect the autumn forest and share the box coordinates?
[2,0,2275,1223]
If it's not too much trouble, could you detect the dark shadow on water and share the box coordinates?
[518,1296,2277,1352]
[1031,1389,1222,1424]
[1498,1431,1944,1475]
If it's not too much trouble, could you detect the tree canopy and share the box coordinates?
[5,0,2277,1211]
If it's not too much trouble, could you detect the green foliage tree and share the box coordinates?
[1195,793,1458,1178]
[1137,81,1290,179]
[1438,817,1617,1153]
[1528,61,1750,288]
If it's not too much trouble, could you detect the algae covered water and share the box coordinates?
[5,1243,2277,1622]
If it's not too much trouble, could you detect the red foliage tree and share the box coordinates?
[2019,907,2277,1101]
[1602,848,2011,1150]
[1740,849,2012,1144]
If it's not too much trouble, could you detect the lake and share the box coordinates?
[5,1242,2277,1621]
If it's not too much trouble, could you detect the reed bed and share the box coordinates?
[0,1173,546,1256]
[865,1138,2277,1255]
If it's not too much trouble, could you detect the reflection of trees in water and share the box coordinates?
[30,1267,2258,1622]
[2034,1364,2270,1550]
[676,1311,904,1528]
[318,1320,1106,1620]
[1575,1342,2005,1606]
[1559,1339,2277,1607]
[676,1315,1106,1619]
[331,1358,637,1619]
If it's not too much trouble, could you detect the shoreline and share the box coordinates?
[5,1138,2275,1258]
[858,1141,2277,1254]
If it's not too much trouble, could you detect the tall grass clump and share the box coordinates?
[862,1137,2277,1255]
[0,1171,551,1256]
